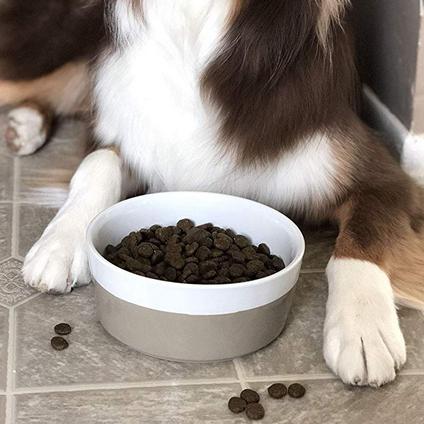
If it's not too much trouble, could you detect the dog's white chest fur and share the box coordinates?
[95,0,338,213]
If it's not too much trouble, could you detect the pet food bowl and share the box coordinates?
[87,192,305,362]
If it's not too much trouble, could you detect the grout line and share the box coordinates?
[11,157,20,258]
[232,359,248,390]
[399,369,424,377]
[12,378,241,395]
[300,268,326,275]
[245,373,336,383]
[5,306,16,424]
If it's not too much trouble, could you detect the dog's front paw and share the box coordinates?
[23,223,91,294]
[324,258,406,387]
[5,104,50,156]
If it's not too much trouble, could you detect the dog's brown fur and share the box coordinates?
[202,0,359,164]
[0,0,105,81]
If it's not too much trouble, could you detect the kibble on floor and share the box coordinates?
[246,403,265,420]
[240,388,260,404]
[267,383,288,399]
[228,397,247,414]
[288,383,306,398]
[54,323,72,336]
[51,336,69,351]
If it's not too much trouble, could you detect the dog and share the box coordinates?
[1,0,424,388]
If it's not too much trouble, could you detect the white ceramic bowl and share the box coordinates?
[87,192,305,362]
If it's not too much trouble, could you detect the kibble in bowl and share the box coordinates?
[103,219,286,284]
[87,192,304,362]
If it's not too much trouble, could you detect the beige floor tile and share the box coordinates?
[15,384,246,424]
[0,204,12,262]
[0,258,34,306]
[247,376,424,424]
[0,307,8,391]
[18,204,57,257]
[15,285,237,388]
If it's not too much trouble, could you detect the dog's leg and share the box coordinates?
[323,196,407,387]
[23,148,122,293]
[1,61,90,155]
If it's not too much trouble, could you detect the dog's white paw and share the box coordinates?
[23,223,90,294]
[5,104,50,156]
[324,258,406,387]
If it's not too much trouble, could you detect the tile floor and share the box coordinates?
[0,113,423,423]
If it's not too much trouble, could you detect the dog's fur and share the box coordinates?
[1,0,424,387]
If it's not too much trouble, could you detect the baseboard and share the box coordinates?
[362,85,424,184]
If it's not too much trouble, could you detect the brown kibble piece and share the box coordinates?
[155,226,175,242]
[267,383,287,399]
[228,397,247,414]
[288,383,306,398]
[240,389,260,404]
[51,336,69,351]
[213,233,233,250]
[242,246,257,260]
[164,267,177,281]
[54,323,72,336]
[257,243,271,255]
[177,218,195,232]
[229,250,245,263]
[184,227,210,243]
[234,235,250,248]
[196,246,211,261]
[229,264,245,278]
[182,263,199,279]
[203,270,217,280]
[245,403,265,420]
[151,250,164,265]
[138,243,154,258]
[246,259,265,274]
[272,255,285,270]
[185,242,199,256]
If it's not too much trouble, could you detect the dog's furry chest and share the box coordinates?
[94,0,339,215]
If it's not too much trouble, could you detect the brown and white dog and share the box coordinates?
[1,0,424,388]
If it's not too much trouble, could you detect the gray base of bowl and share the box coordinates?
[95,282,296,362]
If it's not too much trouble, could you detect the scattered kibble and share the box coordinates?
[228,383,306,420]
[288,383,306,398]
[246,403,265,420]
[228,396,247,414]
[267,383,287,399]
[240,389,260,404]
[51,336,69,351]
[54,323,72,336]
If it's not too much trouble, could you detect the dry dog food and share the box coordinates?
[51,336,69,351]
[228,383,306,420]
[240,389,260,404]
[104,219,285,284]
[288,383,306,398]
[246,403,265,420]
[54,323,72,336]
[267,383,287,399]
[228,396,247,413]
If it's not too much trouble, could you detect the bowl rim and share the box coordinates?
[86,191,305,291]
